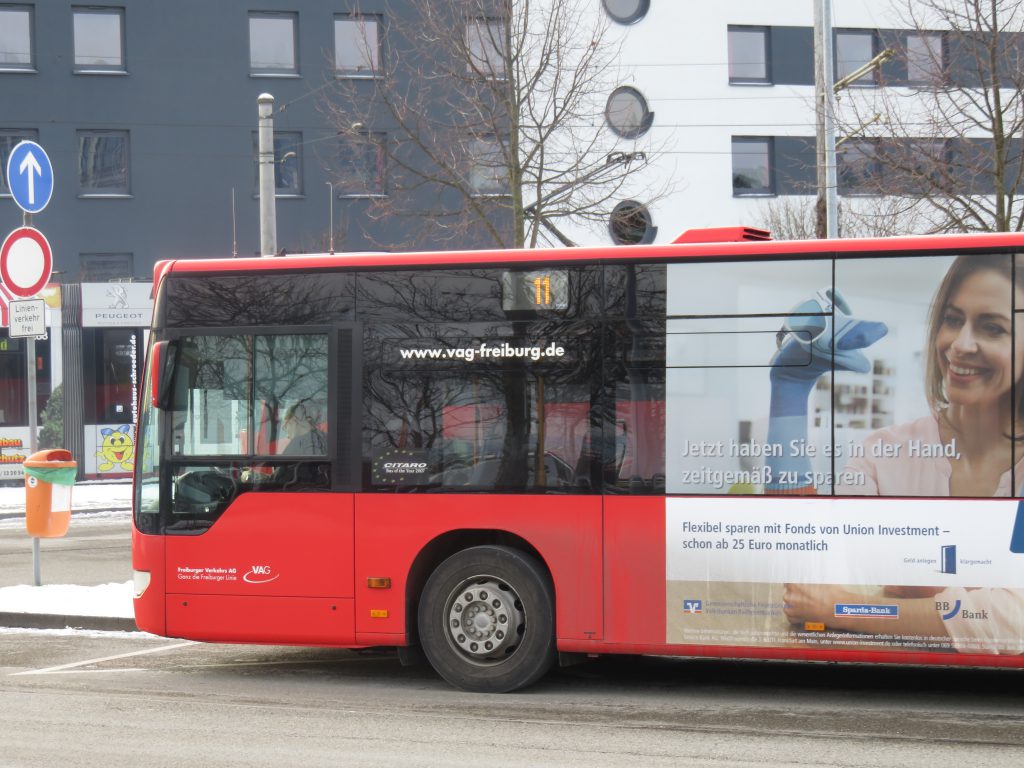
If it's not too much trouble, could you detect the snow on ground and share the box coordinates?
[0,481,133,618]
[0,480,132,515]
[0,581,133,617]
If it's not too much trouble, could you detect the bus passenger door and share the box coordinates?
[161,328,358,645]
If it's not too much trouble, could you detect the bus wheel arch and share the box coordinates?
[405,529,550,641]
[414,541,556,692]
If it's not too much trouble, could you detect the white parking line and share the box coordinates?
[10,640,195,676]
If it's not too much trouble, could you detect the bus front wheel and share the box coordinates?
[418,545,555,693]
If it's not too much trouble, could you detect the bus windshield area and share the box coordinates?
[135,331,331,533]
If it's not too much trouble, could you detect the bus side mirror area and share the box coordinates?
[151,340,179,410]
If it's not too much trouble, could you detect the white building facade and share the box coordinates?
[582,0,1005,244]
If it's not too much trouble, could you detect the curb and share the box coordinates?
[0,612,138,632]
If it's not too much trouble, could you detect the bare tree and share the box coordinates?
[834,0,1024,232]
[322,0,657,249]
[758,196,919,240]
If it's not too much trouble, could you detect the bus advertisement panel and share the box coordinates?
[663,252,1024,656]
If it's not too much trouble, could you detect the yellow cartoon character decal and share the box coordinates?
[97,425,135,471]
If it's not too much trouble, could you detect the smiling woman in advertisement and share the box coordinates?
[837,253,1024,497]
[777,253,1024,654]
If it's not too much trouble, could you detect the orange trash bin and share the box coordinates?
[24,449,77,538]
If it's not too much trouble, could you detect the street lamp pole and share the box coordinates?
[257,93,278,257]
[814,0,838,239]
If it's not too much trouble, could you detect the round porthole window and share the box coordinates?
[605,86,654,139]
[609,200,656,245]
[602,0,650,25]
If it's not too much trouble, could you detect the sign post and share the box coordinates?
[4,141,54,587]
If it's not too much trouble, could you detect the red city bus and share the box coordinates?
[132,228,1024,691]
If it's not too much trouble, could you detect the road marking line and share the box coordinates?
[10,641,195,676]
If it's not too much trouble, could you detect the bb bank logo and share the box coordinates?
[243,565,280,584]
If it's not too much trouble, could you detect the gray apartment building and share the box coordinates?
[0,1,491,479]
[0,1,456,277]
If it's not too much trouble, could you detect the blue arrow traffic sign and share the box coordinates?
[5,140,54,215]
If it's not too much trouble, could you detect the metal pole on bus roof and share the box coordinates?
[326,182,335,254]
[257,94,278,257]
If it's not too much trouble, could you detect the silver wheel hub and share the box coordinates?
[445,577,525,664]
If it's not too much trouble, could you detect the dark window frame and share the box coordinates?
[835,28,878,87]
[248,11,299,76]
[251,130,303,197]
[728,25,771,84]
[609,200,656,245]
[605,86,654,139]
[78,129,131,196]
[72,5,127,74]
[465,16,507,80]
[601,0,650,26]
[336,131,387,197]
[334,13,382,78]
[0,4,35,72]
[466,135,510,197]
[80,251,134,281]
[904,31,945,86]
[837,138,880,196]
[731,136,774,196]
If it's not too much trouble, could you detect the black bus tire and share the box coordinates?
[417,545,556,693]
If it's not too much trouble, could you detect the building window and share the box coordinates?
[466,136,508,195]
[78,130,130,195]
[0,129,38,195]
[72,6,125,72]
[601,0,649,25]
[335,15,380,77]
[605,86,654,139]
[731,137,773,196]
[0,5,33,71]
[252,131,302,196]
[466,18,506,79]
[837,140,878,195]
[906,32,943,85]
[249,12,298,75]
[336,133,386,196]
[835,30,876,85]
[728,26,770,84]
[81,252,133,281]
[609,200,655,245]
[881,138,948,195]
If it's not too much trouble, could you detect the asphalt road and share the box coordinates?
[2,631,1022,768]
[1,515,1023,765]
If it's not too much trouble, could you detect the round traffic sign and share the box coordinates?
[1,227,52,298]
[5,141,54,215]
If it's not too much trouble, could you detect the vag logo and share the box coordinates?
[243,565,280,584]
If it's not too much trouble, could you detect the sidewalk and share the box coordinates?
[0,481,138,633]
